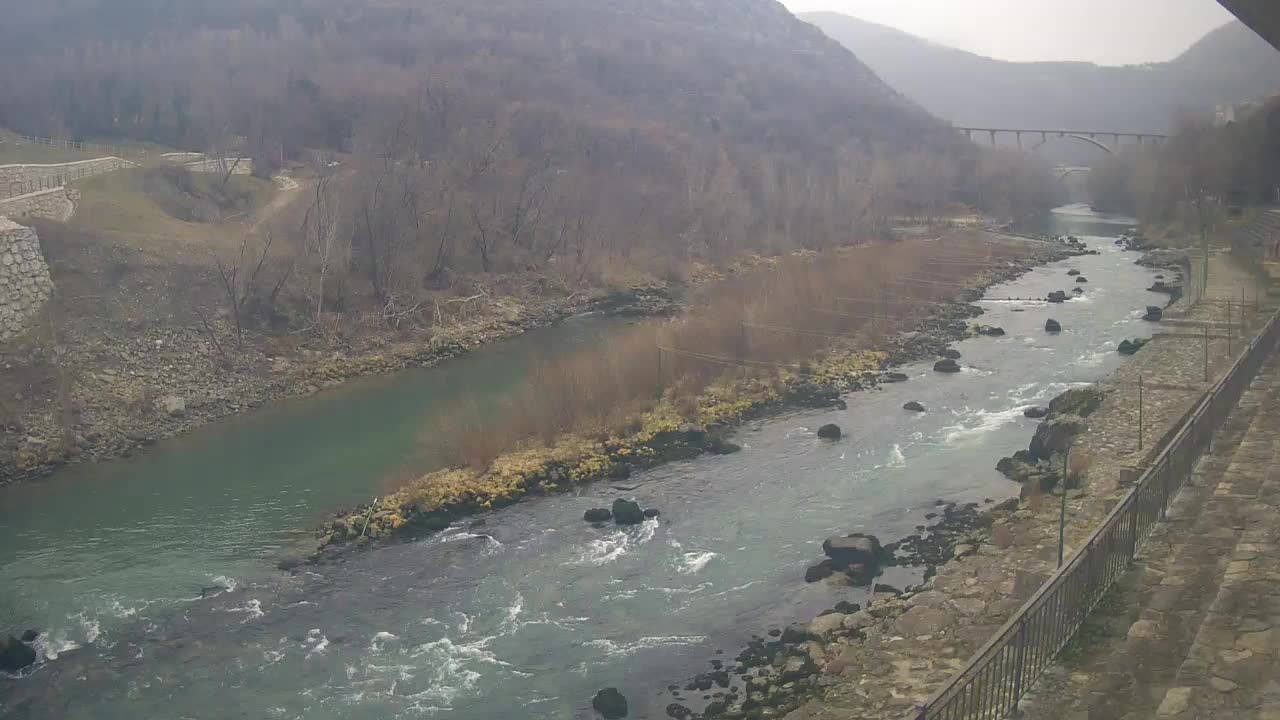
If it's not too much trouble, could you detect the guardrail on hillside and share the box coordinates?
[912,306,1280,720]
[4,134,140,160]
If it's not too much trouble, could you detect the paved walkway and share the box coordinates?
[1019,351,1280,719]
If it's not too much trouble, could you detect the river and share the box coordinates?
[1,206,1159,719]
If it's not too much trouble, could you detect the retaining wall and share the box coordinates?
[0,186,76,222]
[0,157,132,198]
[0,218,53,342]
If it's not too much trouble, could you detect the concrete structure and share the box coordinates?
[0,157,132,199]
[0,218,53,342]
[954,127,1168,154]
[184,157,253,176]
[1219,0,1280,52]
[0,186,76,222]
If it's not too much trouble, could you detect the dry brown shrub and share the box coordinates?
[427,235,1036,470]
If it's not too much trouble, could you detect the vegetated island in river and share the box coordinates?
[309,229,1088,561]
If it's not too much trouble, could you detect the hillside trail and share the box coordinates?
[246,173,306,237]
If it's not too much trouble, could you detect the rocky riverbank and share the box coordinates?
[310,234,1084,562]
[0,284,681,486]
[656,241,1256,720]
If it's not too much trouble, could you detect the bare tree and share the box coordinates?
[212,231,275,349]
[301,166,343,328]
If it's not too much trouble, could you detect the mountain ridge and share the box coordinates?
[802,12,1280,134]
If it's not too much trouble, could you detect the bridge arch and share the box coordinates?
[1033,133,1114,155]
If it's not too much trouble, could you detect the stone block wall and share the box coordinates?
[0,186,75,221]
[0,157,132,198]
[184,157,254,175]
[0,217,53,342]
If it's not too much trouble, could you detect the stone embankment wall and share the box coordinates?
[184,158,253,175]
[0,157,132,198]
[0,186,76,222]
[0,218,53,341]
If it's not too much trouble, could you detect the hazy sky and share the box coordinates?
[779,0,1237,65]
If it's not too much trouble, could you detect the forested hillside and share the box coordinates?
[0,0,1055,282]
[804,13,1280,133]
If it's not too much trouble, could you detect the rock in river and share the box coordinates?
[933,358,961,373]
[1045,319,1062,333]
[903,401,927,413]
[977,325,1006,337]
[1029,416,1086,462]
[1076,276,1089,283]
[584,508,612,523]
[0,635,37,672]
[939,348,962,360]
[592,687,629,718]
[816,423,842,440]
[1118,338,1149,356]
[611,499,645,526]
[883,372,909,383]
[822,533,883,566]
[1143,305,1163,322]
[1067,269,1081,276]
[1047,290,1068,303]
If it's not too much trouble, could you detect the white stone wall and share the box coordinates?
[184,157,253,175]
[0,187,75,222]
[0,157,132,198]
[0,218,53,342]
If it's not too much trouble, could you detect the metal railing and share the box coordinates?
[5,133,138,159]
[913,305,1280,720]
[0,170,89,201]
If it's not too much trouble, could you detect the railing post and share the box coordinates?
[1012,619,1028,703]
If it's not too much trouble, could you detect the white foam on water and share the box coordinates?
[32,631,80,663]
[887,444,906,468]
[370,632,399,654]
[941,406,1027,445]
[401,637,506,705]
[209,575,238,593]
[453,612,472,635]
[77,613,101,644]
[227,599,265,623]
[305,628,329,658]
[497,593,524,634]
[677,551,719,575]
[263,650,285,665]
[436,530,503,554]
[576,517,658,566]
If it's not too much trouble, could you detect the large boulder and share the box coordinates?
[933,358,961,373]
[592,688,629,719]
[1045,319,1062,333]
[1047,291,1068,303]
[1076,276,1089,283]
[895,605,950,637]
[1029,416,1085,462]
[1023,406,1050,419]
[822,534,883,567]
[883,372,909,383]
[1067,269,1081,276]
[1118,338,1149,356]
[1048,387,1105,417]
[584,508,612,523]
[156,395,186,417]
[611,499,645,526]
[816,423,842,440]
[939,348,962,360]
[1143,305,1163,322]
[976,325,1006,337]
[804,560,835,583]
[903,401,927,413]
[0,635,37,673]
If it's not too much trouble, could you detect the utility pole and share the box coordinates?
[1058,446,1070,569]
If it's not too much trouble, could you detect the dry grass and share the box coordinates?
[429,234,1037,469]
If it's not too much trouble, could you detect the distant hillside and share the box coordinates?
[803,13,1280,134]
